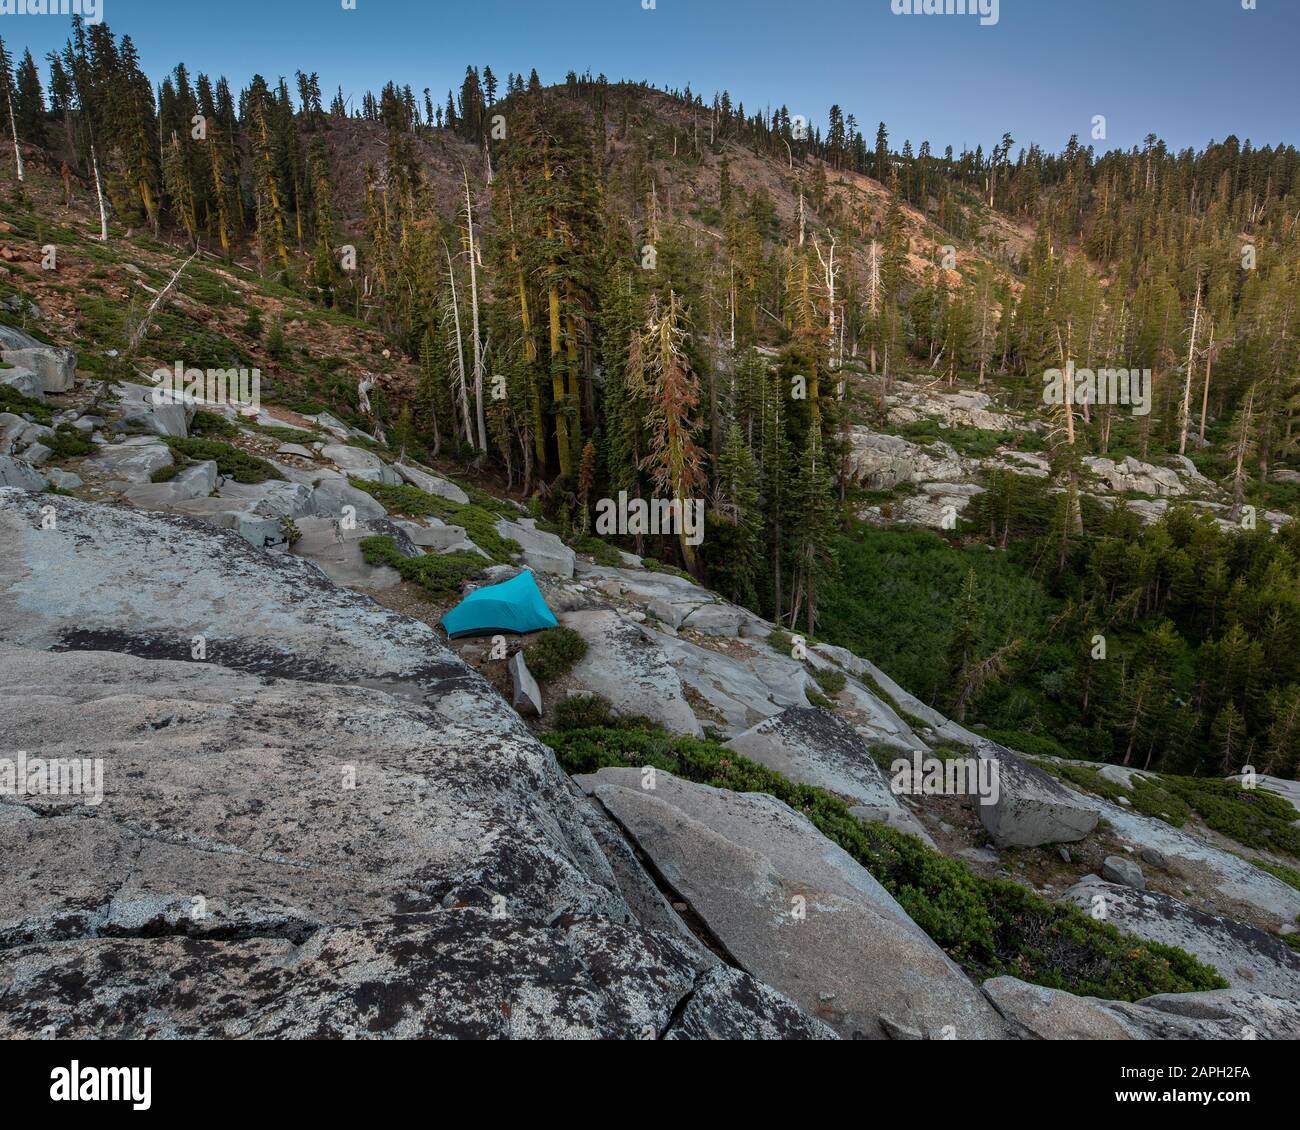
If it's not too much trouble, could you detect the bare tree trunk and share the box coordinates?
[1178,279,1201,455]
[6,88,23,182]
[462,166,487,452]
[91,142,108,241]
[443,240,473,446]
[1199,321,1214,446]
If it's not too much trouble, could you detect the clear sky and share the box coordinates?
[3,0,1296,156]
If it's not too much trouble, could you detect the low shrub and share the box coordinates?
[524,627,588,680]
[357,536,483,597]
[349,479,521,564]
[1163,777,1300,859]
[43,424,93,461]
[0,383,53,424]
[162,436,283,483]
[188,410,239,437]
[814,667,847,695]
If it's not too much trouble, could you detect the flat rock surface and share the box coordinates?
[577,767,1007,1040]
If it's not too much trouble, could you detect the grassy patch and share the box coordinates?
[358,536,484,597]
[641,557,695,581]
[524,627,588,680]
[162,437,283,484]
[543,723,1226,1000]
[984,729,1075,761]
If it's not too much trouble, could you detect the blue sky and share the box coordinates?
[2,0,1296,156]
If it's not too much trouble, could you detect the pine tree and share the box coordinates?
[788,418,837,634]
[634,291,709,575]
[708,422,762,606]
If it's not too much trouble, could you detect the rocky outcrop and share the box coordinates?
[110,381,192,438]
[1060,878,1300,998]
[0,324,77,394]
[845,428,968,489]
[0,490,823,1039]
[724,706,929,841]
[0,455,47,491]
[887,381,1026,432]
[984,977,1300,1040]
[976,742,1100,847]
[394,461,470,504]
[577,767,1009,1039]
[559,609,702,735]
[289,516,419,589]
[87,438,174,483]
[1,365,44,400]
[1084,455,1186,497]
[496,517,575,578]
[1087,795,1300,928]
[320,444,401,485]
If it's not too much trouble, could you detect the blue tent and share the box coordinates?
[439,570,558,639]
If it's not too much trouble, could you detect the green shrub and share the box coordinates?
[984,729,1075,761]
[814,667,847,696]
[767,629,795,656]
[150,463,181,483]
[641,557,694,581]
[189,410,239,437]
[551,692,662,733]
[524,627,588,680]
[543,725,1227,1001]
[1032,760,1192,827]
[358,536,483,597]
[0,383,53,424]
[43,424,93,461]
[250,422,319,444]
[162,437,284,483]
[1163,777,1300,859]
[570,535,626,567]
[553,693,619,730]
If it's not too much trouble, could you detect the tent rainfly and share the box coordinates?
[439,569,558,639]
